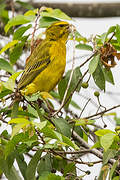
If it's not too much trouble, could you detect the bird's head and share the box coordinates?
[46,21,73,41]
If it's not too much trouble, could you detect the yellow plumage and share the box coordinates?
[18,21,70,95]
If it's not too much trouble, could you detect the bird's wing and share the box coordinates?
[18,41,52,90]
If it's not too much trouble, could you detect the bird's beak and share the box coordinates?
[69,24,76,33]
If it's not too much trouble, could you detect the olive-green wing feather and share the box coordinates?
[18,40,52,90]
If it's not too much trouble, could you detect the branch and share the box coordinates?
[0,115,8,124]
[60,31,76,108]
[83,104,120,119]
[51,149,102,166]
[72,131,115,165]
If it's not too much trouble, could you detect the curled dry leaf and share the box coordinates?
[100,43,120,70]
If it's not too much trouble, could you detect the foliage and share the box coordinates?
[0,1,120,180]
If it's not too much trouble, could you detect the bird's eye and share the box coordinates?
[59,24,64,27]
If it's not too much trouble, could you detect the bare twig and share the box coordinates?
[79,51,97,68]
[31,9,41,50]
[56,28,76,116]
[10,0,15,18]
[31,6,46,51]
[107,32,115,44]
[53,69,89,117]
[51,149,102,165]
[0,75,10,78]
[83,104,120,120]
[0,115,8,124]
[79,98,91,118]
[72,131,115,165]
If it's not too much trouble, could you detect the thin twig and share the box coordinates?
[0,115,8,124]
[83,104,120,120]
[51,149,102,165]
[61,31,76,107]
[31,6,46,51]
[0,93,14,103]
[10,0,15,18]
[79,51,97,68]
[72,131,115,165]
[0,75,10,78]
[79,98,91,118]
[31,9,41,50]
[107,32,115,43]
[53,69,89,117]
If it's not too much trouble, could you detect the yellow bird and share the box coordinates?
[18,21,71,95]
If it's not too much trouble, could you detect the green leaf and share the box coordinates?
[38,173,65,180]
[5,14,34,33]
[17,110,37,118]
[0,58,14,73]
[5,133,29,157]
[26,149,42,180]
[53,155,67,172]
[42,127,62,141]
[0,40,18,54]
[74,31,87,43]
[42,127,78,150]
[52,118,71,137]
[39,17,59,28]
[41,8,71,20]
[75,118,95,126]
[11,101,19,119]
[25,92,41,102]
[24,9,38,17]
[10,42,24,64]
[11,124,26,138]
[10,71,23,81]
[37,154,52,176]
[33,121,47,130]
[103,149,117,165]
[0,155,22,180]
[27,104,38,118]
[16,1,34,10]
[100,133,115,151]
[58,67,82,108]
[95,129,114,136]
[107,26,116,36]
[70,100,81,110]
[13,24,32,40]
[63,162,75,177]
[93,62,105,90]
[3,71,22,91]
[91,141,101,149]
[89,54,100,74]
[0,89,12,99]
[47,173,65,180]
[100,32,107,44]
[16,154,27,180]
[62,135,79,150]
[109,160,118,180]
[76,43,93,51]
[38,171,49,180]
[113,176,119,180]
[115,24,120,44]
[8,118,30,125]
[3,78,15,91]
[102,68,114,85]
[2,165,22,180]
